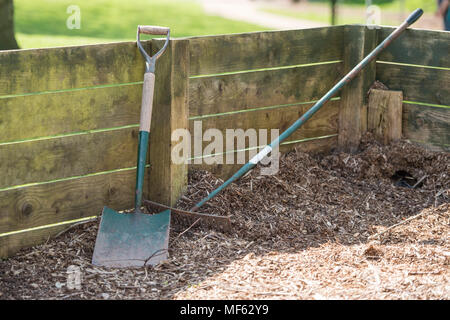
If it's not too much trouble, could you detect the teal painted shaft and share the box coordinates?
[192,9,423,211]
[135,130,149,210]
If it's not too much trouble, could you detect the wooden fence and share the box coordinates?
[0,25,448,258]
[376,27,449,151]
[186,26,344,177]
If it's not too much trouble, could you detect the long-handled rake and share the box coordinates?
[147,9,424,220]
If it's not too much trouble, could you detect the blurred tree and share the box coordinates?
[0,0,19,50]
[331,0,338,25]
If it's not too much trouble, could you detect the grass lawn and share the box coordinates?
[14,0,268,49]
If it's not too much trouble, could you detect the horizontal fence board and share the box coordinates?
[0,127,141,189]
[0,41,150,96]
[189,63,342,117]
[402,103,450,152]
[0,84,142,143]
[189,135,338,179]
[378,27,450,68]
[0,223,71,258]
[0,168,147,235]
[189,26,344,76]
[189,100,339,155]
[376,63,450,106]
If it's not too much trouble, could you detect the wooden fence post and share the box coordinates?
[338,25,379,152]
[148,39,189,206]
[367,89,403,144]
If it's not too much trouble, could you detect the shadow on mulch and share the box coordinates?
[1,133,448,299]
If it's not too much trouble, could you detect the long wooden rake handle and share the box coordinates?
[190,8,424,212]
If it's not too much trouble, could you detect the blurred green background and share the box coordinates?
[309,0,433,9]
[263,0,436,26]
[12,0,438,49]
[14,0,268,48]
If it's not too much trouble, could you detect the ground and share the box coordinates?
[1,134,448,299]
[13,0,268,49]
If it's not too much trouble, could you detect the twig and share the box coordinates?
[433,178,437,207]
[61,292,82,299]
[408,270,442,276]
[142,249,167,266]
[412,175,427,189]
[99,248,168,267]
[173,218,201,242]
[224,287,293,296]
[369,210,428,239]
[180,195,192,202]
[143,266,149,281]
[435,189,446,198]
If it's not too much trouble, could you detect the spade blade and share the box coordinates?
[92,207,170,268]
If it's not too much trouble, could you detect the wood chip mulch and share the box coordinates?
[1,134,448,300]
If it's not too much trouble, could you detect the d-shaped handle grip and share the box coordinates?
[138,25,170,35]
[406,8,423,26]
[136,25,170,72]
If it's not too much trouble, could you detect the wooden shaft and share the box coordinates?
[135,72,155,208]
[140,72,155,132]
[139,26,170,35]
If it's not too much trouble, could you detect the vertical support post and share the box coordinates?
[338,25,379,152]
[148,39,189,206]
[367,89,403,144]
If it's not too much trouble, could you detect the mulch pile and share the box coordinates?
[1,134,449,299]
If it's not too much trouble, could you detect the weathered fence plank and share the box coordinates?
[0,127,141,189]
[0,84,141,143]
[402,104,450,152]
[0,169,147,234]
[189,100,339,154]
[378,27,450,68]
[189,63,342,117]
[0,41,150,96]
[376,63,450,106]
[368,89,403,145]
[188,26,344,76]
